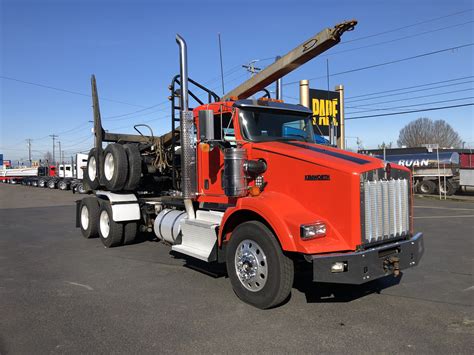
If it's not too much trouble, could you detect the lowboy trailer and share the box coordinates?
[76,20,424,309]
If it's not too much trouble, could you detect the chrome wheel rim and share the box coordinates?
[88,156,97,181]
[420,184,429,193]
[104,153,115,181]
[80,205,89,230]
[100,210,110,238]
[235,239,268,292]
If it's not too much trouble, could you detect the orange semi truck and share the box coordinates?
[76,21,424,309]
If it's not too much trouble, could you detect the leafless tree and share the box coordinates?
[378,141,393,149]
[43,151,53,163]
[397,117,463,148]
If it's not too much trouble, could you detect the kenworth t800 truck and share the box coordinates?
[76,21,423,309]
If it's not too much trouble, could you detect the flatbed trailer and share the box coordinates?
[361,148,474,195]
[76,21,423,309]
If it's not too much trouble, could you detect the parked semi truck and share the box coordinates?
[1,165,56,185]
[77,21,424,309]
[44,153,88,192]
[361,147,474,196]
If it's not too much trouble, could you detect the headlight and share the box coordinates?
[300,222,326,240]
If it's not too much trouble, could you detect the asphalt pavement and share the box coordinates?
[0,184,472,354]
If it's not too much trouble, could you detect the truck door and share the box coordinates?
[197,112,235,197]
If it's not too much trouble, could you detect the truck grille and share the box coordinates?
[363,178,410,244]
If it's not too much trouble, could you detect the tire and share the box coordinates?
[77,183,86,194]
[102,144,128,192]
[438,180,456,196]
[98,201,124,247]
[418,180,436,194]
[58,180,69,190]
[85,148,100,190]
[226,221,294,309]
[123,221,138,245]
[38,178,47,188]
[123,144,142,191]
[79,197,100,239]
[32,180,38,187]
[47,179,57,189]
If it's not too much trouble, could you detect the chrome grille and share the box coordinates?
[363,178,409,244]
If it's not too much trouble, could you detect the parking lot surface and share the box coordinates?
[0,184,472,354]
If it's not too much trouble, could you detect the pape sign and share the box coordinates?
[309,89,341,137]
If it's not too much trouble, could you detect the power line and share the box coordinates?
[346,103,473,120]
[342,9,473,44]
[324,20,474,57]
[102,101,168,120]
[346,80,474,103]
[0,75,145,107]
[346,76,474,100]
[103,105,167,122]
[346,96,474,114]
[284,43,474,86]
[61,134,93,149]
[347,88,474,107]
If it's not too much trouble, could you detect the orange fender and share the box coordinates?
[218,191,352,254]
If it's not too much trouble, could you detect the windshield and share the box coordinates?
[239,108,315,143]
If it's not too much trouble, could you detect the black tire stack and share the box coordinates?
[84,143,142,192]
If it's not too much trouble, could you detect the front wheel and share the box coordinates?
[226,221,294,309]
[418,180,436,194]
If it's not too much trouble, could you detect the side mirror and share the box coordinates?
[198,110,215,141]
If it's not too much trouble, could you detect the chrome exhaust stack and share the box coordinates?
[176,34,196,219]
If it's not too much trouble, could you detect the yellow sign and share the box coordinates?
[309,89,341,137]
[312,98,339,127]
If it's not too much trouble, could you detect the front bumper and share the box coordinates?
[309,233,424,284]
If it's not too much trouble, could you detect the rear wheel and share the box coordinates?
[77,183,86,194]
[58,180,69,190]
[418,180,436,194]
[438,180,456,196]
[38,178,47,188]
[102,144,128,192]
[226,221,294,309]
[79,197,100,239]
[98,201,123,248]
[123,221,138,245]
[47,179,57,189]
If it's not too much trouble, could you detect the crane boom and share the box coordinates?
[222,20,357,101]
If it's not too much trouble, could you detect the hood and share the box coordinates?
[250,141,385,174]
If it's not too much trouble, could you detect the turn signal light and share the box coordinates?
[199,143,210,153]
[300,222,326,240]
[249,185,261,197]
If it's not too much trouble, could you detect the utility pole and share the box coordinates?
[242,60,261,77]
[50,134,58,164]
[26,139,32,165]
[58,141,62,164]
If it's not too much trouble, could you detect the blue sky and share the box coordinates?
[1,0,473,162]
